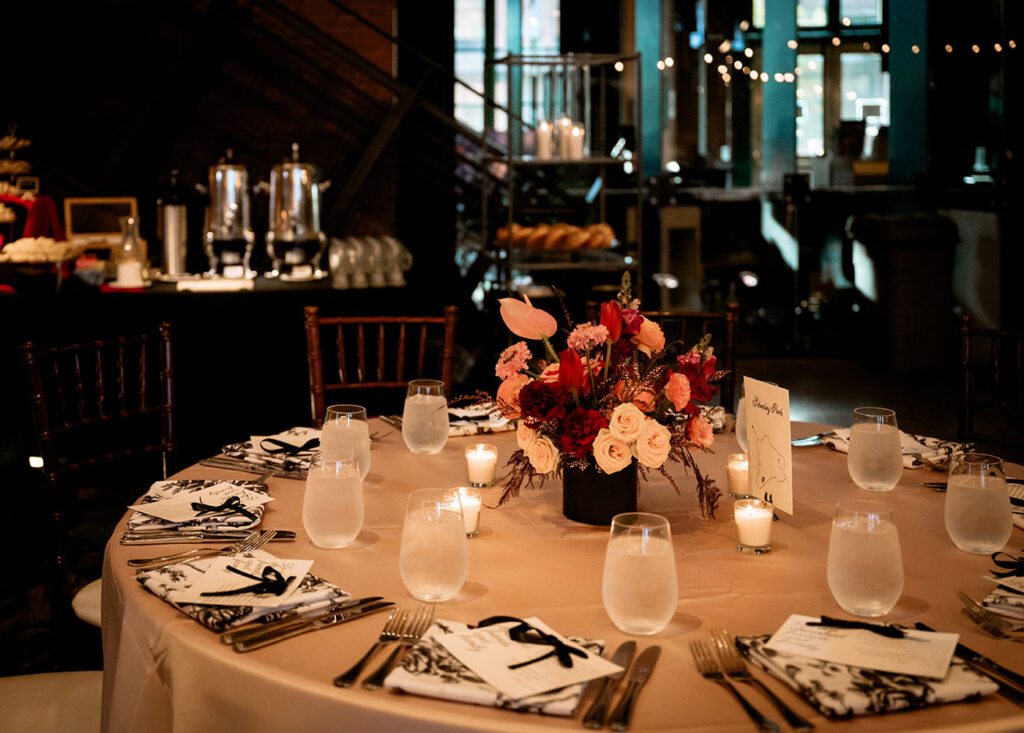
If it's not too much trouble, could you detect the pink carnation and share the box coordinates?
[567,323,609,352]
[495,341,531,380]
[664,373,691,411]
[686,415,714,449]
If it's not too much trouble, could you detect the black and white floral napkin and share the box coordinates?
[221,426,320,472]
[127,479,268,532]
[820,430,971,471]
[736,635,997,718]
[384,619,604,716]
[136,549,348,632]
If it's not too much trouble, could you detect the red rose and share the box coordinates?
[517,380,567,426]
[559,407,609,459]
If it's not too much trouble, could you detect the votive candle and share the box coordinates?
[465,443,498,487]
[727,453,752,499]
[455,486,482,537]
[734,498,773,554]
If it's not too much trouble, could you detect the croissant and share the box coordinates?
[525,224,550,249]
[543,224,574,250]
[585,222,615,249]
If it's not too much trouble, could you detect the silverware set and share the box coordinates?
[691,630,816,732]
[581,643,659,731]
[120,528,297,545]
[127,529,279,570]
[790,431,835,447]
[334,603,435,689]
[223,597,395,653]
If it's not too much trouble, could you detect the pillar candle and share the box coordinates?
[558,117,573,159]
[570,125,585,159]
[537,121,553,160]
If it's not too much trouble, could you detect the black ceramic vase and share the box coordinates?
[561,460,638,525]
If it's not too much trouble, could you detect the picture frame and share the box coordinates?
[63,196,146,260]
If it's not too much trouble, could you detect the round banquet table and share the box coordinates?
[101,421,1024,732]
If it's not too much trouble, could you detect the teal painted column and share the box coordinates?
[888,0,928,181]
[761,0,797,186]
[635,0,660,176]
[507,0,522,156]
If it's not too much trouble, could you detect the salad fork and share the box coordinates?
[362,602,435,690]
[334,608,407,688]
[711,630,814,731]
[129,530,272,570]
[690,640,781,732]
[958,591,1024,633]
[962,607,1024,643]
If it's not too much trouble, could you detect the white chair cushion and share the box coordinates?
[72,578,103,628]
[0,671,102,733]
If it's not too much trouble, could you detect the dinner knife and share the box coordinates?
[120,530,296,545]
[233,600,394,653]
[914,622,1024,707]
[219,596,385,645]
[581,641,637,729]
[606,645,661,731]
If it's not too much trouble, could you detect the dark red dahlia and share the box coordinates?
[558,407,608,459]
[517,379,567,426]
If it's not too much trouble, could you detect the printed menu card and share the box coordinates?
[171,555,312,607]
[743,376,794,515]
[129,482,273,524]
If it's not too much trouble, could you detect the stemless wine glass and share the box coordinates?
[302,451,364,548]
[944,453,1013,554]
[735,381,748,453]
[826,499,904,617]
[321,404,371,479]
[399,488,468,601]
[847,407,903,492]
[402,379,449,455]
[601,513,678,635]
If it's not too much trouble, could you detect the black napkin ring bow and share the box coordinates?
[190,495,259,522]
[990,550,1024,578]
[259,437,320,456]
[806,615,906,638]
[201,564,295,597]
[476,615,587,669]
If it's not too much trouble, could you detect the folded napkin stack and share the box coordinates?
[448,405,515,437]
[384,619,604,716]
[736,635,997,718]
[136,549,348,632]
[222,426,320,472]
[128,479,268,532]
[821,429,970,470]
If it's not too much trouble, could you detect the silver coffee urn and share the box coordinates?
[265,142,328,280]
[202,149,256,278]
[154,170,190,280]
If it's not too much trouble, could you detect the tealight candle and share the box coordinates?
[734,498,773,554]
[727,453,753,499]
[455,486,482,537]
[465,443,498,487]
[537,121,553,160]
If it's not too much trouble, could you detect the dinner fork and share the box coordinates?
[128,530,273,570]
[334,608,407,688]
[361,602,435,690]
[961,607,1024,643]
[711,630,814,732]
[690,640,781,732]
[958,591,1024,633]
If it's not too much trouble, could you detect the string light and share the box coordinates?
[787,40,797,49]
[703,53,713,63]
[734,60,743,70]
[862,42,871,50]
[657,59,665,70]
[783,72,795,83]
[945,44,953,53]
[718,64,728,74]
[749,68,758,78]
[719,40,731,53]
[832,36,841,47]
[1010,40,1017,49]
[911,45,920,54]
[742,66,750,74]
[722,73,731,82]
[760,72,769,82]
[774,72,784,82]
[739,20,750,31]
[614,61,624,72]
[744,47,753,58]
[664,57,674,67]
[971,44,980,53]
[842,17,851,26]
[994,43,1003,53]
[881,43,890,53]
[725,55,734,63]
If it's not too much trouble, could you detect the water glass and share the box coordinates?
[321,404,371,479]
[302,451,364,548]
[399,488,468,601]
[601,513,678,635]
[847,407,902,492]
[944,453,1012,554]
[402,379,449,455]
[827,499,904,617]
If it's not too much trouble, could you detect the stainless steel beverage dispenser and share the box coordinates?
[202,149,255,278]
[155,170,189,280]
[265,142,328,280]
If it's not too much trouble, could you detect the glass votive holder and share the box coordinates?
[734,498,773,554]
[465,443,498,487]
[455,486,482,537]
[727,453,754,499]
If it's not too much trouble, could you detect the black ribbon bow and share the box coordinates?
[990,550,1024,578]
[806,615,906,639]
[259,437,320,456]
[476,615,588,669]
[200,565,295,597]
[190,495,259,522]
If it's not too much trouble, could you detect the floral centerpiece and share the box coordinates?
[494,274,725,522]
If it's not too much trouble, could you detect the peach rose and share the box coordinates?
[664,372,691,411]
[539,363,560,383]
[526,434,559,474]
[631,317,665,356]
[496,373,530,418]
[686,415,714,449]
[608,402,646,442]
[592,428,633,474]
[633,419,672,468]
[516,421,537,450]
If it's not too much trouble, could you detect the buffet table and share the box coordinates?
[101,421,1024,732]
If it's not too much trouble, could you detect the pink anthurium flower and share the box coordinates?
[499,295,557,340]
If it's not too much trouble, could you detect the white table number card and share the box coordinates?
[743,376,794,515]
